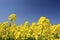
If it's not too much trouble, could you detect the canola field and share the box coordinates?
[0,14,60,40]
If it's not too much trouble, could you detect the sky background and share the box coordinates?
[0,0,60,25]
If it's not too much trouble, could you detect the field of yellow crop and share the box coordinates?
[0,14,60,40]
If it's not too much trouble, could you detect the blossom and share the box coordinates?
[0,14,60,40]
[8,13,16,21]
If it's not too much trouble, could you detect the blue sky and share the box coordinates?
[0,0,60,25]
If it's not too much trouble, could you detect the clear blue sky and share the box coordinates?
[0,0,60,25]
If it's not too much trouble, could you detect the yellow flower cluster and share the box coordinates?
[0,14,60,40]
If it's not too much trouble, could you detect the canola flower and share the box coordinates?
[8,13,16,21]
[0,14,60,40]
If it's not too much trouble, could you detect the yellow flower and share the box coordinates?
[14,32,21,39]
[26,33,30,38]
[50,25,56,33]
[3,21,8,27]
[1,14,60,40]
[24,21,29,27]
[38,16,50,26]
[8,13,16,21]
[31,22,36,27]
[38,16,46,24]
[30,22,36,31]
[11,23,16,27]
